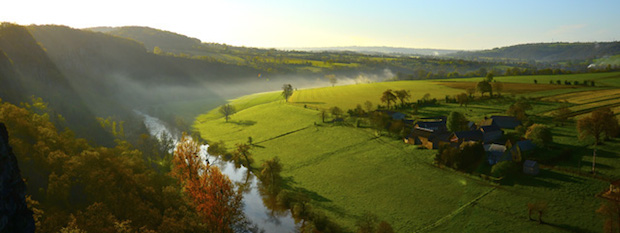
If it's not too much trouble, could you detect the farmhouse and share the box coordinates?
[415,121,447,132]
[484,143,510,165]
[405,127,451,149]
[467,121,477,130]
[450,130,483,144]
[479,115,521,129]
[479,125,503,143]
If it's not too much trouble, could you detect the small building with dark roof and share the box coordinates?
[479,115,521,129]
[479,125,504,143]
[523,160,540,175]
[484,143,510,165]
[415,121,447,132]
[467,121,477,130]
[450,130,483,144]
[513,140,536,152]
[405,127,451,149]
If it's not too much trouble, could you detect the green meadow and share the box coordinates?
[193,73,620,232]
[289,80,464,110]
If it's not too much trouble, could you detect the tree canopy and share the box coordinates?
[282,84,294,102]
[380,90,397,109]
[172,135,245,233]
[577,107,619,145]
[525,124,553,147]
[476,81,492,97]
[394,89,411,106]
[447,111,469,132]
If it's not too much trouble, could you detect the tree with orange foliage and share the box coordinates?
[171,135,245,233]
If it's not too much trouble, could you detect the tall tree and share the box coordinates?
[394,89,411,106]
[330,106,344,118]
[364,100,374,113]
[485,73,494,82]
[172,135,245,233]
[325,74,338,87]
[466,87,476,98]
[507,100,532,121]
[282,84,294,102]
[577,107,619,174]
[259,157,283,194]
[232,143,253,169]
[219,104,236,122]
[477,81,492,97]
[456,93,469,107]
[447,111,469,132]
[577,107,619,145]
[380,89,397,109]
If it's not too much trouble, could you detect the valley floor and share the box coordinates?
[194,73,620,232]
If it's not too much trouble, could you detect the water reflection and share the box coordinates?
[135,111,298,233]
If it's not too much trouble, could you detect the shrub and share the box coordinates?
[491,161,516,178]
[525,124,553,147]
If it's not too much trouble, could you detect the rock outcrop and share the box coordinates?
[0,123,35,233]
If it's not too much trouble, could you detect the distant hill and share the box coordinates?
[0,23,113,144]
[88,26,509,77]
[449,42,620,62]
[295,46,460,56]
[87,26,202,52]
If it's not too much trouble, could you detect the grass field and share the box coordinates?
[193,72,620,232]
[540,88,620,119]
[289,80,465,110]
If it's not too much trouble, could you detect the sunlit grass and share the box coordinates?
[192,75,619,232]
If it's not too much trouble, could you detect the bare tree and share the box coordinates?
[219,104,236,122]
[325,74,337,87]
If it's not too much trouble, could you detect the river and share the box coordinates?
[136,111,298,232]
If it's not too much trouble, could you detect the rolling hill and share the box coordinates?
[450,42,620,62]
[194,74,620,232]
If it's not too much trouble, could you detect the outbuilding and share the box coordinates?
[523,160,539,175]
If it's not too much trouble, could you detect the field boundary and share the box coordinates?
[415,187,497,233]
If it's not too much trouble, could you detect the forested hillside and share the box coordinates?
[450,42,620,63]
[0,23,112,145]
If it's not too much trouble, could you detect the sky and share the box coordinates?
[2,0,620,50]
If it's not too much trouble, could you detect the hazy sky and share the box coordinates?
[3,0,619,50]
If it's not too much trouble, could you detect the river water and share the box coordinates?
[136,111,298,232]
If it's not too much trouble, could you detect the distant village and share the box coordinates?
[391,112,540,175]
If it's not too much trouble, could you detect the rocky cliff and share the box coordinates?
[0,123,35,232]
